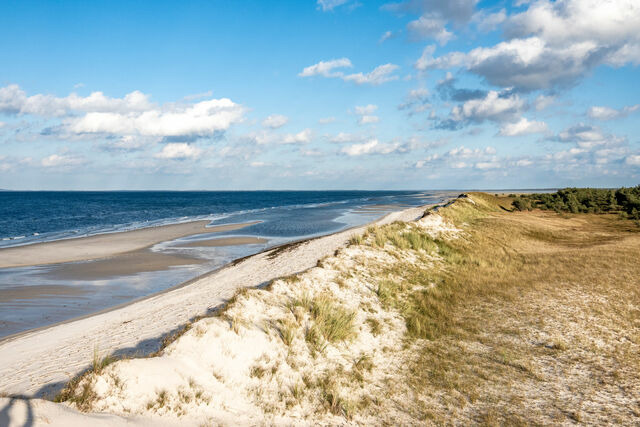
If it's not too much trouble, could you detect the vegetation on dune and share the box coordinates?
[512,185,640,220]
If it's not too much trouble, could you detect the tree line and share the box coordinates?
[511,186,640,221]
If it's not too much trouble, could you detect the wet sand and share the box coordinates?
[0,284,90,303]
[41,250,206,281]
[0,220,260,269]
[178,236,268,247]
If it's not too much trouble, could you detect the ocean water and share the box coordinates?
[0,190,451,338]
[0,191,441,246]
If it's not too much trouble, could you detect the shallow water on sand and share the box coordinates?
[0,191,452,339]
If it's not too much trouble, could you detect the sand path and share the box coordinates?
[0,205,430,398]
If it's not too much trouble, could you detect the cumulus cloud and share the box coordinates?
[384,0,478,25]
[318,116,336,124]
[552,123,626,149]
[436,72,486,102]
[41,153,85,168]
[354,105,378,115]
[354,104,380,125]
[282,129,312,144]
[437,90,526,129]
[341,139,405,156]
[299,58,353,78]
[533,94,555,111]
[499,117,548,136]
[262,114,289,129]
[386,0,477,45]
[407,16,453,45]
[251,128,312,145]
[415,145,500,169]
[154,143,202,160]
[342,64,400,85]
[472,9,506,32]
[0,84,152,117]
[587,104,640,120]
[398,87,430,114]
[626,154,640,166]
[300,60,399,85]
[317,0,350,11]
[358,115,379,125]
[379,30,396,43]
[67,98,244,138]
[329,132,365,143]
[101,135,154,152]
[415,0,640,91]
[0,84,245,142]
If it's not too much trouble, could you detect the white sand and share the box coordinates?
[0,203,451,426]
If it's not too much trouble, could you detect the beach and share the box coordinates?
[0,203,430,399]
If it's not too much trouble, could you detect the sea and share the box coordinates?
[0,190,452,339]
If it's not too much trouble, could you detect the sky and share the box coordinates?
[0,0,639,190]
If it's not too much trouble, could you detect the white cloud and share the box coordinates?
[41,153,85,168]
[354,104,378,115]
[183,90,213,101]
[282,128,312,144]
[625,155,640,166]
[250,128,312,145]
[330,132,363,143]
[317,0,350,11]
[415,0,640,91]
[0,84,152,117]
[475,161,501,170]
[299,58,352,78]
[499,117,548,136]
[318,116,336,124]
[472,9,507,32]
[300,60,399,85]
[250,161,267,167]
[587,104,640,120]
[0,84,245,140]
[353,104,380,125]
[342,64,399,85]
[67,98,244,138]
[300,149,323,157]
[414,153,441,168]
[554,123,626,149]
[341,139,404,156]
[379,30,395,43]
[407,16,453,45]
[101,135,153,151]
[533,94,555,111]
[384,0,478,25]
[154,143,202,160]
[440,90,525,128]
[398,87,430,114]
[358,115,379,125]
[262,114,289,129]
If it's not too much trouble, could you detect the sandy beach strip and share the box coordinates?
[0,204,435,398]
[0,220,260,269]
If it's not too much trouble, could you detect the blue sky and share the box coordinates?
[0,0,639,190]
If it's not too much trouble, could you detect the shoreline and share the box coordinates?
[0,220,260,269]
[0,201,443,398]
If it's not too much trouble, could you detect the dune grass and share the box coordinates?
[367,193,640,424]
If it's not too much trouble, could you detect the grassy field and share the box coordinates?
[382,193,640,424]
